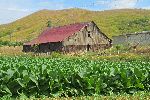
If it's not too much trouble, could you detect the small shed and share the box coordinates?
[23,21,112,53]
[112,31,150,46]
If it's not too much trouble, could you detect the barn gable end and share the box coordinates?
[63,21,111,52]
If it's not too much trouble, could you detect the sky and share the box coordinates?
[0,0,150,25]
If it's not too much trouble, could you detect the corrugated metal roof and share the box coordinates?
[25,22,89,45]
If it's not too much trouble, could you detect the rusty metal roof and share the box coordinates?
[24,22,89,45]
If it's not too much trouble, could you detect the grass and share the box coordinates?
[1,92,150,100]
[0,8,150,42]
[0,46,150,61]
[0,46,23,56]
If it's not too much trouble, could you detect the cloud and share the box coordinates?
[37,1,65,10]
[0,9,32,24]
[95,0,142,9]
[110,0,139,9]
[0,0,33,24]
[0,0,66,24]
[142,6,150,9]
[94,0,110,5]
[0,6,32,25]
[0,8,30,12]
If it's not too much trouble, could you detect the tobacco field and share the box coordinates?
[0,56,149,98]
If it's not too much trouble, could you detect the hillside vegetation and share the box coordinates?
[0,8,150,43]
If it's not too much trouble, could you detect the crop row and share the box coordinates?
[0,56,149,97]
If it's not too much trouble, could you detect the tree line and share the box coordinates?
[0,40,23,47]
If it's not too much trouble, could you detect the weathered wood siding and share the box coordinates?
[23,42,63,53]
[38,42,63,52]
[23,45,32,52]
[63,22,111,51]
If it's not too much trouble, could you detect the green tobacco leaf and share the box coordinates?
[22,70,28,77]
[1,86,12,96]
[29,75,38,87]
[135,83,144,89]
[76,79,83,88]
[110,67,115,76]
[16,78,25,88]
[134,68,142,78]
[7,69,15,79]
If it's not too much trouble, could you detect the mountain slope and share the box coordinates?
[0,8,150,42]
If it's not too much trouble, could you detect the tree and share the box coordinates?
[47,20,52,27]
[115,45,123,54]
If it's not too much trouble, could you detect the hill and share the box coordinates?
[0,8,150,43]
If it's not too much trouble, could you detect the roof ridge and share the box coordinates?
[48,21,89,29]
[24,21,89,45]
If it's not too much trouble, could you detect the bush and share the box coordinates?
[51,51,62,58]
[0,40,23,47]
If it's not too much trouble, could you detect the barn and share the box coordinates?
[23,21,112,53]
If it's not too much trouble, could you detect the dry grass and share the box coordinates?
[0,46,24,56]
[0,46,149,61]
[135,46,150,54]
[18,95,150,100]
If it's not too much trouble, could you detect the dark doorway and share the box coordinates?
[88,33,91,37]
[87,44,91,51]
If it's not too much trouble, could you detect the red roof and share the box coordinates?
[25,22,89,45]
